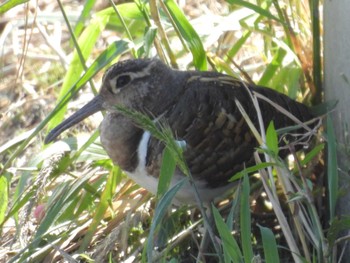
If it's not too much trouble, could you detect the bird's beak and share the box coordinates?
[45,95,104,144]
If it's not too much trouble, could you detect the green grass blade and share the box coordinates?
[32,186,73,244]
[163,0,207,70]
[259,225,280,263]
[274,65,302,98]
[78,40,131,85]
[79,166,121,251]
[266,121,279,156]
[74,0,97,38]
[0,39,130,175]
[147,178,187,262]
[0,0,28,14]
[138,25,158,58]
[240,175,253,262]
[0,181,37,228]
[47,10,112,131]
[230,162,275,181]
[157,147,176,199]
[45,39,131,135]
[0,175,8,225]
[300,143,324,166]
[212,204,243,262]
[33,176,92,243]
[228,0,283,24]
[258,48,286,87]
[224,195,240,262]
[226,30,251,60]
[106,2,148,36]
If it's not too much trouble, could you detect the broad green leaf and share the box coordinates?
[0,175,8,225]
[266,121,279,155]
[107,3,148,29]
[278,66,302,99]
[240,175,253,262]
[224,189,241,262]
[310,100,338,116]
[258,48,286,87]
[226,30,251,60]
[259,225,280,263]
[157,147,176,199]
[163,0,207,70]
[212,205,243,262]
[74,0,97,37]
[138,26,158,58]
[0,0,28,14]
[300,143,324,166]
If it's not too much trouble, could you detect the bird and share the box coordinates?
[45,58,315,206]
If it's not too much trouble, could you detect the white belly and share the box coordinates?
[126,131,235,206]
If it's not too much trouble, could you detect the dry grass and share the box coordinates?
[0,0,328,262]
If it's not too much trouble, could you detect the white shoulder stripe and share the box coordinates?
[138,131,151,168]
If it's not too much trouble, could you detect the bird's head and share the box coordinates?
[99,59,181,113]
[45,59,185,144]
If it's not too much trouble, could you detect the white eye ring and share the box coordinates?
[109,74,132,94]
[116,74,131,88]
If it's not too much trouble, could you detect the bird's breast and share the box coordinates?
[100,113,143,172]
[127,130,235,205]
[99,113,235,205]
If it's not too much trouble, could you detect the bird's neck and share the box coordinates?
[100,113,143,172]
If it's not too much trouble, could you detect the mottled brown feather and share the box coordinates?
[46,59,314,196]
[145,71,313,188]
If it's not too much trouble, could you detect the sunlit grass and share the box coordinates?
[0,0,332,262]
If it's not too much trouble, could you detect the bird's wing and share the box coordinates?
[143,72,313,188]
[164,74,313,187]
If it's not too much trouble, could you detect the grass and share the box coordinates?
[0,0,338,262]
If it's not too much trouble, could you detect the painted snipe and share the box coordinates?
[45,58,315,205]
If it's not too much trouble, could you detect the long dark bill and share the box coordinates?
[45,95,104,144]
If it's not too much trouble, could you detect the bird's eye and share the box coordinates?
[116,74,131,89]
